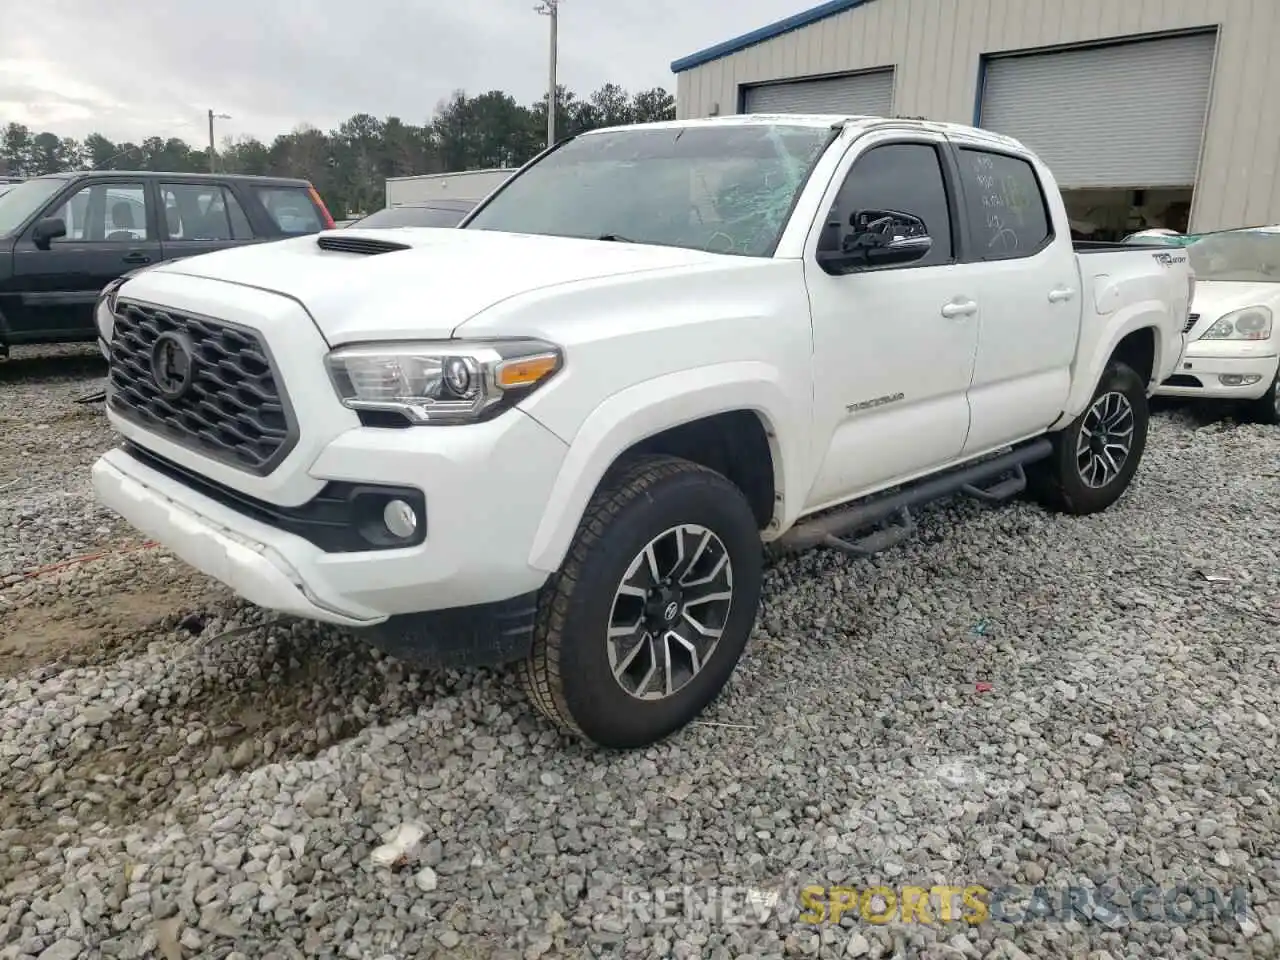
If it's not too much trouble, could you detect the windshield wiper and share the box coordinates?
[595,234,636,243]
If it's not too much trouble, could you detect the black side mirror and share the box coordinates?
[816,247,863,273]
[32,217,67,250]
[850,208,928,242]
[818,208,933,274]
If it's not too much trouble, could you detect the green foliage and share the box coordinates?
[0,84,676,219]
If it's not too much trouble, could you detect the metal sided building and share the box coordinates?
[384,169,516,207]
[671,0,1280,238]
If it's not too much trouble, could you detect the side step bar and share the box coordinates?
[776,438,1053,556]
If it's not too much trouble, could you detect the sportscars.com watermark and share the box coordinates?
[619,883,1250,928]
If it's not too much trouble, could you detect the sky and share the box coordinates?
[0,0,811,146]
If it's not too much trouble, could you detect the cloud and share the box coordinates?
[0,0,807,144]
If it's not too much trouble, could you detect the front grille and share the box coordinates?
[108,301,297,475]
[1184,312,1200,333]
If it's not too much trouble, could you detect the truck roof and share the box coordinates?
[582,113,1027,153]
[37,170,314,187]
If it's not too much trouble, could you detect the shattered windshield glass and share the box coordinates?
[463,123,837,257]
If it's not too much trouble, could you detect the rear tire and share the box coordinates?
[1027,360,1149,515]
[518,455,763,749]
[1239,370,1280,425]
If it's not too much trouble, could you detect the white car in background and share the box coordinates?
[1140,226,1280,424]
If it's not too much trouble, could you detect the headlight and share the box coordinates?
[95,278,127,348]
[1198,306,1272,341]
[98,277,125,314]
[325,339,563,425]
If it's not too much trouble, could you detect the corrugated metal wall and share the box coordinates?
[673,0,1280,231]
[384,170,515,206]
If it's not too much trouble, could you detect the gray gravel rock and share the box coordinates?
[1,347,1277,959]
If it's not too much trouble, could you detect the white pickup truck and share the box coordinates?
[91,116,1192,749]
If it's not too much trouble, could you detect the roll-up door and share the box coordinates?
[742,69,895,117]
[979,32,1217,189]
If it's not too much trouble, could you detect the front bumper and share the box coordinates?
[91,408,569,628]
[93,450,376,626]
[1155,341,1278,400]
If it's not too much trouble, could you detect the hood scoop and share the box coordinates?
[316,234,411,256]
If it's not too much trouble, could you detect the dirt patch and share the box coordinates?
[0,587,191,677]
[0,547,227,677]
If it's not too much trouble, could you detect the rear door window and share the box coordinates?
[161,183,253,240]
[252,187,324,235]
[955,147,1053,260]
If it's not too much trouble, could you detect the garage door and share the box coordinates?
[979,32,1216,189]
[742,69,895,117]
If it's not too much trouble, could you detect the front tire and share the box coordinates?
[1239,369,1280,425]
[518,455,763,749]
[1027,360,1150,515]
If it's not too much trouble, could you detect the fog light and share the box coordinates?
[383,499,418,539]
[1218,374,1261,386]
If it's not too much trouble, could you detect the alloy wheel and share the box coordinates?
[606,524,734,701]
[1076,391,1135,488]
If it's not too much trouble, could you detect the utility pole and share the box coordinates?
[534,0,559,149]
[207,109,231,172]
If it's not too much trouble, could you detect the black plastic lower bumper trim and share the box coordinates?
[121,441,426,554]
[356,592,541,670]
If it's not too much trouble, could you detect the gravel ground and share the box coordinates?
[1,344,1278,960]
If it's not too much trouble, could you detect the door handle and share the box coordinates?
[122,252,151,264]
[940,299,977,319]
[1048,286,1076,303]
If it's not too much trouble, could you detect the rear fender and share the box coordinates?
[526,361,802,573]
[1056,299,1174,427]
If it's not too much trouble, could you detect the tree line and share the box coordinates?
[0,83,676,218]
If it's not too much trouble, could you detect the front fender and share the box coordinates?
[526,361,804,573]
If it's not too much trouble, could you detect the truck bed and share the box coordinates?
[1074,239,1176,252]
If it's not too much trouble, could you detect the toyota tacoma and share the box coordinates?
[91,116,1192,749]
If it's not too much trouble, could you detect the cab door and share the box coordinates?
[9,179,161,341]
[947,141,1080,454]
[801,132,985,510]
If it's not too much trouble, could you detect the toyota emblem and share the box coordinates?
[150,331,196,400]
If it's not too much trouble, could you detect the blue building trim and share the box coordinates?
[971,55,989,127]
[670,0,880,73]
